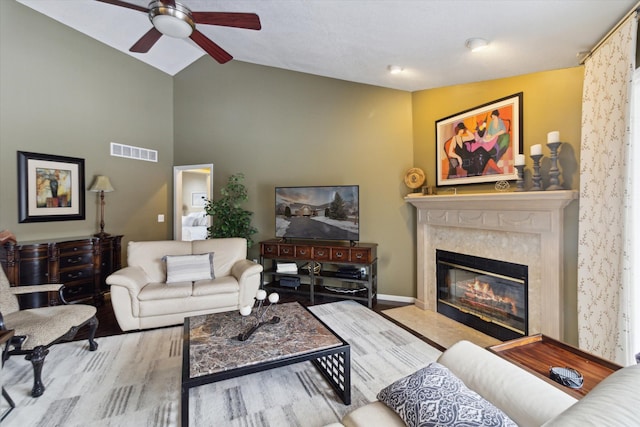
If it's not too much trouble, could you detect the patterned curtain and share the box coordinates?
[578,12,638,365]
[629,65,640,364]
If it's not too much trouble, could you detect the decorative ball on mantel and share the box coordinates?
[404,168,426,192]
[495,180,511,192]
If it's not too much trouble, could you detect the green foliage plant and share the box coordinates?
[204,173,258,247]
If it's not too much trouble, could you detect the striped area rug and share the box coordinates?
[2,300,441,426]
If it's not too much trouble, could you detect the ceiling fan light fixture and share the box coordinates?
[465,38,489,52]
[149,1,195,38]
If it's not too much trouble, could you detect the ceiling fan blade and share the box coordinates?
[130,27,162,53]
[192,12,261,30]
[94,0,148,13]
[190,30,233,64]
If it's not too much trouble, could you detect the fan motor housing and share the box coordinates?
[148,0,195,38]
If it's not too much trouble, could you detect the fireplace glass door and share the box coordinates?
[436,250,528,341]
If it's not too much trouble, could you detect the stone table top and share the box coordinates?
[187,302,343,379]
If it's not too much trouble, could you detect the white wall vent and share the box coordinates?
[110,142,158,162]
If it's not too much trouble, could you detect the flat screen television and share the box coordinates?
[275,185,359,242]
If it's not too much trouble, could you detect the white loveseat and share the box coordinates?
[106,238,262,331]
[331,340,640,427]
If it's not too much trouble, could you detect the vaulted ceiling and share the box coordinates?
[16,0,638,91]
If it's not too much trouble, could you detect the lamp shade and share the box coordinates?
[89,175,115,193]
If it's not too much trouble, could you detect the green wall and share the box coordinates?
[173,59,416,298]
[0,0,584,325]
[0,0,174,246]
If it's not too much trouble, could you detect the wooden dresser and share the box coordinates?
[0,235,122,307]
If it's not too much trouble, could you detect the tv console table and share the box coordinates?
[259,239,378,308]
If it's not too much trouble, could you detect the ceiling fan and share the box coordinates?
[95,0,261,64]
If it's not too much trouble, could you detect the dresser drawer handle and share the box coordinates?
[317,250,325,256]
[282,248,291,254]
[266,247,274,253]
[66,256,83,264]
[336,251,343,257]
[67,272,84,279]
[299,249,307,255]
[355,253,363,259]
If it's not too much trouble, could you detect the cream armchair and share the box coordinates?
[0,265,98,398]
[107,238,263,331]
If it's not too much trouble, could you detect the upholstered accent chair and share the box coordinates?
[0,265,98,397]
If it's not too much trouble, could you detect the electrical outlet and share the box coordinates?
[157,214,164,223]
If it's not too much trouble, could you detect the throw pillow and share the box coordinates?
[164,252,215,283]
[377,362,517,427]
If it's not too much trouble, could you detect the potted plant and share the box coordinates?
[204,173,258,247]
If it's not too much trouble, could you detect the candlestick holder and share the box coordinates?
[514,165,525,191]
[238,291,280,341]
[530,154,543,191]
[546,141,563,190]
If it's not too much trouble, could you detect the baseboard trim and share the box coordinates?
[377,294,415,304]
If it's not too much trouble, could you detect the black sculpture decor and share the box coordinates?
[237,290,280,341]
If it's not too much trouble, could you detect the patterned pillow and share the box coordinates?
[164,253,215,283]
[377,362,517,427]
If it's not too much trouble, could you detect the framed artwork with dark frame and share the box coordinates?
[436,92,523,186]
[18,151,86,223]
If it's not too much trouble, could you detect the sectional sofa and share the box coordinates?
[330,340,639,427]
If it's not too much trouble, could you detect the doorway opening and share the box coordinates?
[173,164,213,241]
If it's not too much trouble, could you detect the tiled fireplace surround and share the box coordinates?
[406,191,578,340]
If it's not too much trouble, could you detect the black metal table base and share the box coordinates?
[181,329,350,426]
[313,348,351,405]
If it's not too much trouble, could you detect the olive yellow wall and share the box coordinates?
[412,68,584,192]
[411,68,584,342]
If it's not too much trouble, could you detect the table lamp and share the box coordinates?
[89,175,115,237]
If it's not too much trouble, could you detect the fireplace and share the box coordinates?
[406,191,578,340]
[436,250,527,341]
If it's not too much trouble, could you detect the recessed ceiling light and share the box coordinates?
[388,65,404,74]
[465,38,489,52]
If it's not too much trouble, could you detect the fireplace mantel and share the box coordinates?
[406,190,578,340]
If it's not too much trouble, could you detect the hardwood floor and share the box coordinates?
[73,292,411,341]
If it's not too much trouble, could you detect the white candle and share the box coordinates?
[515,154,525,166]
[256,289,267,301]
[240,305,252,316]
[547,131,560,143]
[530,144,542,156]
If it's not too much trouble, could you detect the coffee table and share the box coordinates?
[181,302,351,426]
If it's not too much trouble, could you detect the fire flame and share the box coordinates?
[465,279,517,315]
